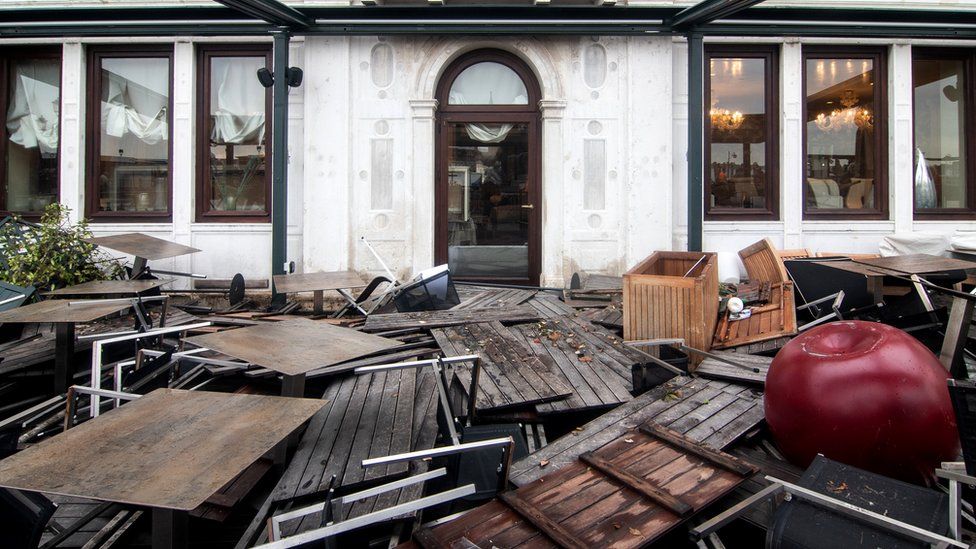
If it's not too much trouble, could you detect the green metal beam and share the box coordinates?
[212,0,312,28]
[270,31,290,307]
[669,0,766,30]
[687,32,704,253]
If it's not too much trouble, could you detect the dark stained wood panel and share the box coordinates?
[432,322,572,414]
[43,279,174,297]
[695,351,772,385]
[414,424,757,548]
[0,389,325,510]
[581,304,624,330]
[510,376,764,487]
[272,271,366,293]
[506,316,635,415]
[453,288,538,310]
[184,318,400,376]
[86,233,200,260]
[855,253,976,274]
[362,306,540,332]
[0,299,134,324]
[525,295,579,319]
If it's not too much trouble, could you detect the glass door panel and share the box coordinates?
[446,122,530,280]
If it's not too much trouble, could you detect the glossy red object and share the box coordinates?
[765,320,959,484]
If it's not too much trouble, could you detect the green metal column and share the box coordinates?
[271,30,290,306]
[687,32,704,252]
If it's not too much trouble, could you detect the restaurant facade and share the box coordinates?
[1,0,976,287]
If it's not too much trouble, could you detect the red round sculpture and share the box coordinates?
[765,320,959,484]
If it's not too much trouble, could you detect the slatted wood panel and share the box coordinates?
[583,274,623,291]
[362,306,540,332]
[432,322,572,414]
[623,252,720,362]
[453,288,538,310]
[712,282,797,350]
[815,251,881,260]
[775,248,812,261]
[506,316,635,415]
[581,304,624,330]
[414,425,757,548]
[510,376,764,486]
[525,295,579,319]
[739,238,789,284]
[694,351,772,385]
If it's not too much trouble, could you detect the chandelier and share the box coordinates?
[814,89,873,132]
[710,108,744,132]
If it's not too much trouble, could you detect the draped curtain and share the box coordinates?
[5,60,60,154]
[101,69,169,145]
[448,62,527,144]
[210,57,266,145]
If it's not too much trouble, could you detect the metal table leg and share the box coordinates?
[950,479,962,541]
[941,291,976,375]
[275,373,308,465]
[313,290,324,315]
[132,256,148,279]
[54,323,76,394]
[152,508,188,549]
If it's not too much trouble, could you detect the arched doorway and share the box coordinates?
[435,50,542,286]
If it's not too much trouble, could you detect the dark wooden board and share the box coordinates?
[432,322,572,413]
[510,376,764,486]
[526,295,579,319]
[695,351,772,385]
[272,271,366,293]
[0,389,325,510]
[855,253,976,274]
[580,305,624,330]
[362,305,540,332]
[453,288,538,310]
[184,318,400,376]
[43,279,174,297]
[86,233,200,260]
[506,316,635,415]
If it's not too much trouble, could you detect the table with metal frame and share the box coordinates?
[42,278,174,298]
[86,233,201,279]
[0,388,325,549]
[272,270,367,315]
[0,299,136,393]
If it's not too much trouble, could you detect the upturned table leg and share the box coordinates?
[152,508,188,549]
[54,323,75,394]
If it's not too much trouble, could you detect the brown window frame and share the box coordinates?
[704,45,780,221]
[86,45,174,223]
[802,46,889,220]
[0,47,63,219]
[912,47,976,220]
[195,44,272,223]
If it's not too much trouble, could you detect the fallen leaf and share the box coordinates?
[827,481,848,494]
[612,522,622,530]
[624,438,634,443]
[548,331,562,341]
[532,338,541,344]
[539,459,550,468]
[579,356,593,363]
[629,527,642,537]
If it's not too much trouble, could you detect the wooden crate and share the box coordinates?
[623,251,719,362]
[712,281,798,350]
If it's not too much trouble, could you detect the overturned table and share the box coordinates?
[0,388,325,549]
[273,270,368,315]
[43,278,174,298]
[0,299,135,393]
[86,233,200,278]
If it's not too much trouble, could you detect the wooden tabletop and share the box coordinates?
[855,253,976,274]
[272,271,367,294]
[0,298,134,324]
[184,319,400,376]
[0,389,325,511]
[43,279,174,297]
[86,233,200,260]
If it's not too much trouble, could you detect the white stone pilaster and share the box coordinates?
[59,41,84,224]
[890,42,914,232]
[781,39,804,248]
[540,99,567,287]
[408,99,438,276]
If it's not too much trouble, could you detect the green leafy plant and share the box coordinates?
[0,204,125,291]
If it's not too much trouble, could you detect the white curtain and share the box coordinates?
[448,62,527,144]
[5,60,60,153]
[102,70,168,145]
[211,58,266,145]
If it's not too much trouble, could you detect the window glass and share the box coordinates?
[913,57,967,211]
[204,55,268,214]
[92,56,170,214]
[805,57,878,212]
[448,62,528,105]
[708,57,769,212]
[4,57,60,213]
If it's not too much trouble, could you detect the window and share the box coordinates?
[0,49,61,217]
[196,45,271,222]
[803,48,887,219]
[705,46,779,220]
[913,49,975,218]
[87,47,173,220]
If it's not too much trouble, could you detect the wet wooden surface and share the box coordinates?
[507,316,636,415]
[510,376,764,487]
[0,389,325,510]
[432,321,572,414]
[43,279,174,297]
[184,318,400,376]
[415,423,757,548]
[86,233,200,260]
[272,271,366,293]
[363,305,541,332]
[0,298,133,324]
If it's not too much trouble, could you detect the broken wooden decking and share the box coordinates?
[432,321,573,414]
[238,365,440,546]
[362,305,540,332]
[412,423,757,548]
[454,287,538,310]
[510,376,764,486]
[693,351,773,386]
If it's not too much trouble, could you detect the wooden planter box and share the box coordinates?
[623,251,720,364]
